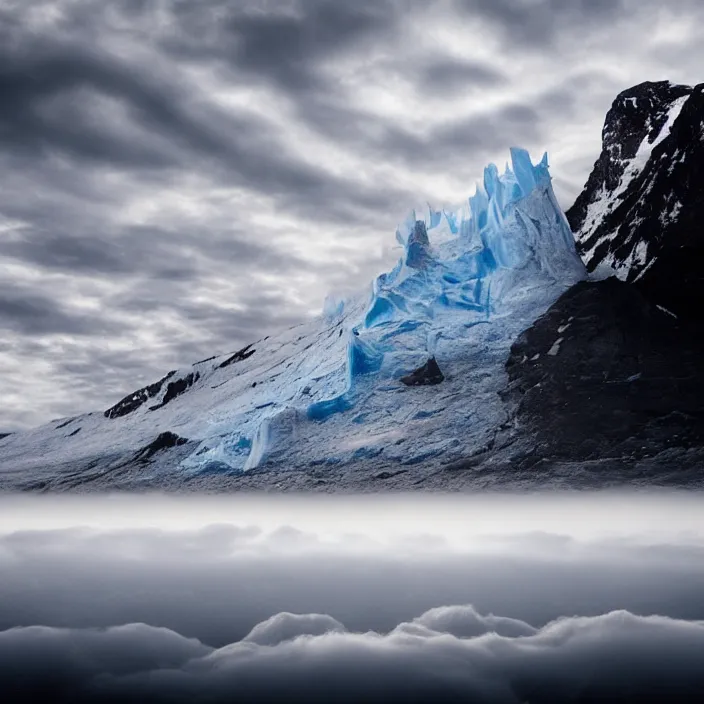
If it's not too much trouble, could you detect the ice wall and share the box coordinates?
[182,148,585,473]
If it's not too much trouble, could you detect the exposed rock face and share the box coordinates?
[567,81,704,321]
[504,279,704,469]
[148,372,200,411]
[135,432,189,461]
[405,220,432,268]
[568,82,691,230]
[104,371,176,419]
[105,371,202,419]
[400,358,445,386]
[218,344,256,369]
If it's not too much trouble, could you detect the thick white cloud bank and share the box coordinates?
[2,492,704,702]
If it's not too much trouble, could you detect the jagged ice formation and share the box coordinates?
[0,148,585,487]
[180,148,585,474]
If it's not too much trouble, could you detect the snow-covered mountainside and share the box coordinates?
[567,81,704,320]
[5,76,704,494]
[0,148,586,490]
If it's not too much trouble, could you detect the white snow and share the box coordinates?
[656,304,678,319]
[650,95,689,150]
[613,240,649,281]
[588,261,619,282]
[634,256,658,282]
[547,338,563,357]
[661,200,683,226]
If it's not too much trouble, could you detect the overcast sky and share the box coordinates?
[1,0,703,431]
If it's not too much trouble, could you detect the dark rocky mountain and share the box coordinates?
[224,78,704,489]
[567,81,704,321]
[498,278,704,485]
[492,79,704,485]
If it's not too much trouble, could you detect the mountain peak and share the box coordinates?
[567,81,704,319]
[569,82,693,236]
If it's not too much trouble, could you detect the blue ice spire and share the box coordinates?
[190,147,585,472]
[510,147,537,197]
[405,220,431,269]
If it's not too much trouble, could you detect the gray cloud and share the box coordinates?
[454,0,627,45]
[3,609,704,703]
[242,612,346,646]
[1,0,704,430]
[288,97,545,176]
[0,282,126,337]
[0,19,411,224]
[410,605,536,638]
[220,1,401,91]
[0,492,703,704]
[0,223,311,281]
[0,41,198,168]
[3,500,704,648]
[418,58,509,96]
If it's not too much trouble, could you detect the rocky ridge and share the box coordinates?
[567,80,704,320]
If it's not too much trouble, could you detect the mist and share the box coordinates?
[1,492,703,701]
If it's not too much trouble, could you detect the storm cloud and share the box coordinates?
[1,0,703,431]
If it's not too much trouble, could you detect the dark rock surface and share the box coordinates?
[135,432,189,462]
[104,370,176,419]
[105,369,202,418]
[148,372,200,411]
[219,344,256,369]
[400,357,445,386]
[568,81,691,231]
[567,81,704,321]
[405,220,432,268]
[503,278,704,470]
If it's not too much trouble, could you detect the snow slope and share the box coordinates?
[0,148,585,489]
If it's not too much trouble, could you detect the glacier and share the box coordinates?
[0,148,586,487]
[180,148,585,475]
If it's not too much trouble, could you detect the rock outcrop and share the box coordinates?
[567,81,704,321]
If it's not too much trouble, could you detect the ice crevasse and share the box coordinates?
[182,148,586,474]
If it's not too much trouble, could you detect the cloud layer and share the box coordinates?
[2,492,704,701]
[4,608,704,703]
[1,0,704,430]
